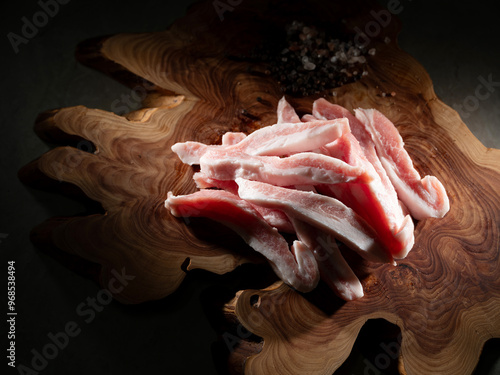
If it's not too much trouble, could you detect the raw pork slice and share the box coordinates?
[277,96,301,124]
[355,108,450,219]
[192,172,294,233]
[222,132,247,145]
[236,178,393,264]
[312,99,396,193]
[301,114,317,122]
[312,99,415,258]
[165,190,317,291]
[292,218,364,300]
[171,141,208,166]
[199,149,371,187]
[319,132,415,259]
[171,117,350,165]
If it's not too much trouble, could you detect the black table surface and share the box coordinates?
[1,1,499,374]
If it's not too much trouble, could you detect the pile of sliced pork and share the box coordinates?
[165,97,449,301]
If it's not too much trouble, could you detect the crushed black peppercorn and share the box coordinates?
[251,21,372,97]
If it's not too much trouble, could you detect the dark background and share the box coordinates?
[1,0,499,374]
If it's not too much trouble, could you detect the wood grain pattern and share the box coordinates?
[22,100,266,304]
[18,0,500,373]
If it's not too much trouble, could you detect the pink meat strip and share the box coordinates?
[222,132,247,145]
[291,218,364,300]
[236,178,394,264]
[319,132,415,259]
[276,96,301,124]
[276,97,327,157]
[166,97,450,297]
[354,108,450,220]
[192,172,238,191]
[192,172,294,233]
[301,114,317,122]
[171,141,207,166]
[294,185,317,193]
[313,99,395,192]
[165,189,319,292]
[171,117,350,165]
[312,99,415,259]
[313,99,374,152]
[199,148,372,187]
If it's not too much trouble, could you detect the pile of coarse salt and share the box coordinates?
[254,21,377,96]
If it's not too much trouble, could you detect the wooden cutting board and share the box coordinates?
[19,0,500,374]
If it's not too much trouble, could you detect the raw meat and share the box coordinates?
[319,132,415,259]
[192,172,294,233]
[222,132,247,145]
[277,96,301,124]
[292,218,364,300]
[199,149,372,187]
[312,99,397,194]
[171,117,350,165]
[236,178,393,264]
[354,108,450,219]
[167,97,450,300]
[165,189,319,292]
[312,99,415,258]
[171,141,208,166]
[301,114,317,122]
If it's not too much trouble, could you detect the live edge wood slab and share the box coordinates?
[18,0,500,374]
